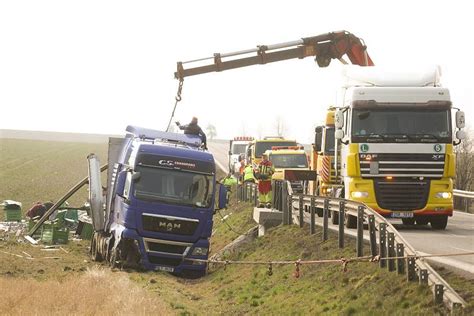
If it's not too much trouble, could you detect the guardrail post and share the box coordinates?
[282,182,288,225]
[419,269,428,285]
[379,223,387,268]
[435,284,444,305]
[299,195,304,228]
[396,243,405,274]
[406,257,416,282]
[368,215,377,257]
[310,197,315,235]
[338,201,345,249]
[323,199,329,241]
[387,232,396,272]
[254,184,258,206]
[288,195,293,225]
[357,206,364,257]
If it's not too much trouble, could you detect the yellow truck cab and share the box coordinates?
[332,66,466,230]
[246,137,297,167]
[310,108,342,198]
[265,146,309,193]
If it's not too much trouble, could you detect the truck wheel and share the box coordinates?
[415,217,429,225]
[430,216,448,230]
[316,208,323,217]
[345,214,357,229]
[331,211,339,224]
[90,233,102,261]
[402,218,415,226]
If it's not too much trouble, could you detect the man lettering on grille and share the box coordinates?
[255,152,275,208]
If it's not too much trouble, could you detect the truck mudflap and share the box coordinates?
[120,228,209,275]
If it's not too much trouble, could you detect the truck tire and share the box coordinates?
[402,218,415,226]
[345,214,357,229]
[415,217,429,225]
[430,216,448,230]
[331,211,339,224]
[90,233,103,261]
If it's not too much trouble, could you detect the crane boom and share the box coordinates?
[175,30,373,80]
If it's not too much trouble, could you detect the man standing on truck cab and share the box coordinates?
[176,117,207,149]
[255,153,275,208]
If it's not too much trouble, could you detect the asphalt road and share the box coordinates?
[208,141,474,276]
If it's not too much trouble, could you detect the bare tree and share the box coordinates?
[206,124,217,140]
[454,128,473,211]
[274,115,287,137]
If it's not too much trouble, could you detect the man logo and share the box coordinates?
[158,221,181,232]
[158,160,174,167]
[433,144,443,153]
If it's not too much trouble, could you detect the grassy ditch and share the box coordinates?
[1,137,473,314]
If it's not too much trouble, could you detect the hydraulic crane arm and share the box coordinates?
[175,30,373,80]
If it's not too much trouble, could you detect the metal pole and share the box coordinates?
[288,195,293,225]
[323,199,329,241]
[387,232,396,272]
[406,257,417,281]
[368,215,377,257]
[254,184,258,206]
[338,201,345,248]
[299,195,304,228]
[396,243,405,274]
[310,197,316,235]
[282,182,288,225]
[379,223,387,268]
[435,284,444,305]
[419,269,428,285]
[356,206,364,257]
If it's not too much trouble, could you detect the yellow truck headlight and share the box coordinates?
[435,192,452,199]
[351,191,369,198]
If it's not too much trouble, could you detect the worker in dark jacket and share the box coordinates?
[176,117,207,149]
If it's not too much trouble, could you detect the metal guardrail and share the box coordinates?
[453,189,474,199]
[453,189,474,213]
[238,179,467,311]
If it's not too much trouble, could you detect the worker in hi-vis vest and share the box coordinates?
[243,163,256,183]
[254,153,275,208]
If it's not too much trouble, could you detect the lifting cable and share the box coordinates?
[165,78,184,132]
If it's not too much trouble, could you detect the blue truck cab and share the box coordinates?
[90,126,227,277]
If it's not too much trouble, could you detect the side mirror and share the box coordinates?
[115,170,128,197]
[216,183,228,210]
[456,111,465,129]
[132,171,141,181]
[335,110,344,129]
[456,130,466,140]
[314,126,323,152]
[335,129,344,140]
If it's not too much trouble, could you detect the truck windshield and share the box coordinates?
[351,108,451,143]
[232,144,247,154]
[270,154,308,168]
[324,128,335,154]
[133,166,214,208]
[255,141,297,157]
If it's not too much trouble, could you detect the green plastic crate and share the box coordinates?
[5,209,22,222]
[77,220,93,240]
[3,200,22,222]
[41,223,69,244]
[28,219,42,239]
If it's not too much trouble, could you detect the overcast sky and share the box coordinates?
[1,1,473,143]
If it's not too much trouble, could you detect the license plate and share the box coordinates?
[155,266,174,273]
[391,212,414,218]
